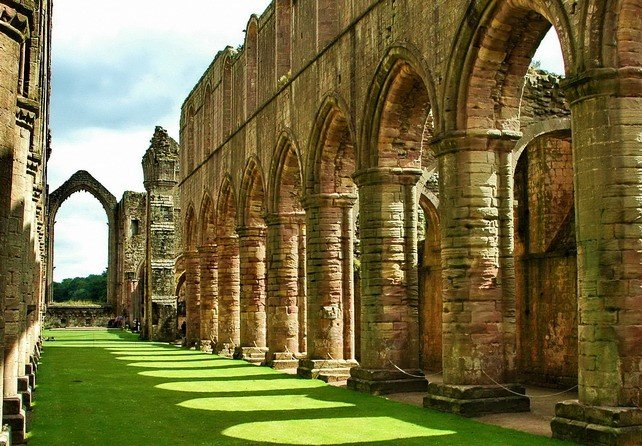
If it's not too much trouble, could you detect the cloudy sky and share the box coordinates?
[50,1,564,281]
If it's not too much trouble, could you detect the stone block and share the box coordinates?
[2,397,25,445]
[423,382,530,417]
[552,400,642,445]
[347,367,428,395]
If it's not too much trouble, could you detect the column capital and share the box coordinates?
[429,129,521,157]
[561,67,642,104]
[300,193,357,210]
[352,167,422,187]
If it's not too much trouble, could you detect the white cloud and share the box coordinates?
[50,0,272,280]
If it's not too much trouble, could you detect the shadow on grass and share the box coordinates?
[29,329,571,446]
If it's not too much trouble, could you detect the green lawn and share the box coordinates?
[29,330,569,445]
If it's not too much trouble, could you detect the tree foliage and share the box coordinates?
[53,271,107,303]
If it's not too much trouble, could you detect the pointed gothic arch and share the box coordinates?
[46,170,118,307]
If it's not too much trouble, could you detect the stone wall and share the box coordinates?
[116,191,147,322]
[44,306,114,329]
[175,0,642,442]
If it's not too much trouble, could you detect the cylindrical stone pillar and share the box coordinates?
[552,69,642,444]
[237,226,267,348]
[266,213,304,363]
[423,132,528,416]
[297,194,357,379]
[216,235,240,354]
[184,251,201,346]
[303,195,356,360]
[347,168,427,394]
[198,244,218,350]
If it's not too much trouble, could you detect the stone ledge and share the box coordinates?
[423,382,530,417]
[297,358,358,379]
[552,400,642,446]
[347,367,428,395]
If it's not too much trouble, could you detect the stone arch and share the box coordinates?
[239,156,267,228]
[197,191,217,348]
[418,193,441,373]
[587,0,642,69]
[203,83,213,158]
[47,170,118,307]
[237,157,268,353]
[245,16,259,114]
[221,47,235,137]
[512,117,571,174]
[265,131,306,361]
[305,94,357,196]
[360,45,439,170]
[198,192,215,247]
[183,204,197,252]
[445,0,577,132]
[303,94,359,365]
[186,106,196,174]
[215,175,240,354]
[512,127,577,388]
[268,131,304,214]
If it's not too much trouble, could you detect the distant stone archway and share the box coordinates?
[46,170,118,307]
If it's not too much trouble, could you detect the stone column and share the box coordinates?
[198,244,218,351]
[298,194,357,380]
[346,168,427,394]
[422,132,529,416]
[551,69,642,445]
[184,251,201,346]
[142,127,180,342]
[216,235,240,356]
[235,226,268,363]
[265,213,305,368]
[0,11,28,440]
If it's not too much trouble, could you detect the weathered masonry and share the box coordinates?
[178,1,642,445]
[0,0,52,443]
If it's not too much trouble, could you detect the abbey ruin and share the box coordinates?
[0,0,641,444]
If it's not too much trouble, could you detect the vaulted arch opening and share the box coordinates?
[237,158,268,361]
[351,54,435,391]
[216,177,240,356]
[302,98,358,377]
[266,135,306,365]
[198,193,218,350]
[182,205,200,345]
[47,170,118,309]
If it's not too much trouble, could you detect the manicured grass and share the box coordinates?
[29,330,569,445]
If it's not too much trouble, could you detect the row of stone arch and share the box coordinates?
[179,0,641,439]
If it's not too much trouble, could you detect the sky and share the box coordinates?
[50,2,565,281]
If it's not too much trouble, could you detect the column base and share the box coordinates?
[234,347,269,365]
[0,424,9,446]
[214,343,235,358]
[298,359,358,383]
[17,378,32,411]
[551,400,642,446]
[423,382,530,417]
[266,352,299,370]
[347,367,428,395]
[199,340,213,354]
[3,398,25,445]
[25,363,36,390]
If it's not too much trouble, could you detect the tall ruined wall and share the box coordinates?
[116,191,147,320]
[0,0,52,441]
